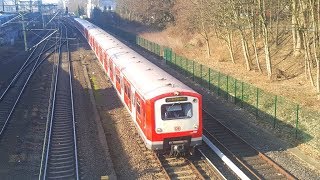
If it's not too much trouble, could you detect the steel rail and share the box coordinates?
[0,30,55,101]
[202,109,296,180]
[42,22,63,180]
[38,23,60,180]
[66,21,80,180]
[0,38,50,136]
[196,148,227,180]
[42,20,79,180]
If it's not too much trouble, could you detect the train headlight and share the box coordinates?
[194,125,198,129]
[193,98,197,103]
[174,91,180,96]
[156,128,163,133]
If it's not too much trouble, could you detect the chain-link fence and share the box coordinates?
[96,22,319,151]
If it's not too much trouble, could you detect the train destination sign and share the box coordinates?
[165,97,188,102]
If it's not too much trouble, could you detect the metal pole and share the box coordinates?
[200,64,202,85]
[234,79,237,104]
[185,58,188,76]
[218,72,221,95]
[241,82,244,107]
[256,88,259,118]
[21,13,28,51]
[226,76,229,99]
[192,61,195,81]
[29,0,32,12]
[208,68,211,90]
[295,104,299,139]
[273,95,277,128]
[15,0,19,12]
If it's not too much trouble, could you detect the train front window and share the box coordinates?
[161,103,192,120]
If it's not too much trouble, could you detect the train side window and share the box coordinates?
[161,103,193,120]
[136,100,141,114]
[116,74,121,84]
[124,84,131,99]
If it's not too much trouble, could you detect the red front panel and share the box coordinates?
[146,92,203,142]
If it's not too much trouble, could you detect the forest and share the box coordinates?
[115,0,320,96]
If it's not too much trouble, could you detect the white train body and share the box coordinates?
[73,18,202,153]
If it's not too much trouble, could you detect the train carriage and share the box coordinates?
[73,18,202,155]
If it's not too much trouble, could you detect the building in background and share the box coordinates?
[1,0,46,13]
[87,0,115,18]
[100,0,115,11]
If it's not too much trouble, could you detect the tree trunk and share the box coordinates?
[250,7,262,72]
[302,31,315,87]
[317,0,320,94]
[311,0,320,93]
[240,31,251,71]
[227,32,235,63]
[275,0,280,45]
[205,32,211,58]
[264,28,272,78]
[259,0,272,77]
[292,0,304,54]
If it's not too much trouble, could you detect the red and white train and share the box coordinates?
[73,18,202,155]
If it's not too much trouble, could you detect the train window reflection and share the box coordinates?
[161,103,192,120]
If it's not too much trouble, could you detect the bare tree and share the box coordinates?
[258,0,272,78]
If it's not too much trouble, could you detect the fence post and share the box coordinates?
[186,58,188,76]
[256,88,259,117]
[241,82,244,107]
[256,88,259,118]
[218,72,221,95]
[234,79,237,104]
[208,68,211,90]
[273,95,277,128]
[295,104,299,139]
[200,64,203,85]
[164,48,167,64]
[158,45,160,56]
[174,53,177,67]
[192,61,195,81]
[226,76,229,100]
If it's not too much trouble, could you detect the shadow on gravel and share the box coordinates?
[68,29,142,179]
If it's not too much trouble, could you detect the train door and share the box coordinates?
[135,93,145,129]
[103,52,108,73]
[123,78,132,112]
[115,68,121,94]
[109,59,114,82]
[98,46,102,63]
[100,47,103,63]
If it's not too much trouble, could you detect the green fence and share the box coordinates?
[97,22,319,151]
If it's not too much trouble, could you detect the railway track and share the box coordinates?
[0,36,57,136]
[124,111,222,179]
[39,21,79,180]
[202,109,295,180]
[157,153,204,179]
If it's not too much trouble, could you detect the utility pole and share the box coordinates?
[29,0,32,12]
[39,0,45,29]
[15,0,19,12]
[20,13,28,51]
[2,0,4,12]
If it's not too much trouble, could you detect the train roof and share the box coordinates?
[74,18,198,100]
